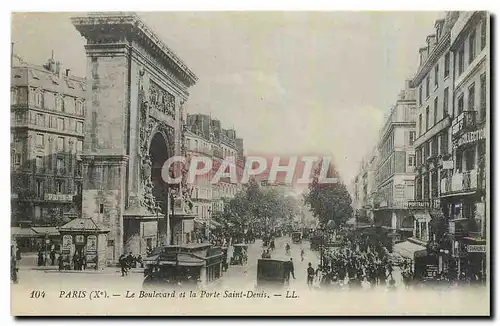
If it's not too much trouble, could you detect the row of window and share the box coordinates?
[34,155,83,174]
[192,187,211,200]
[418,72,486,137]
[415,132,449,165]
[418,88,449,136]
[11,87,86,116]
[376,156,394,185]
[33,178,82,198]
[414,142,485,200]
[417,16,487,133]
[36,112,84,133]
[456,73,487,121]
[186,138,237,159]
[194,204,211,219]
[457,18,487,77]
[379,133,394,161]
[213,184,238,198]
[34,133,83,153]
[14,111,84,135]
[418,53,450,107]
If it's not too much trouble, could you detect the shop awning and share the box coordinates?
[413,212,431,222]
[11,227,37,238]
[32,226,60,236]
[393,241,427,260]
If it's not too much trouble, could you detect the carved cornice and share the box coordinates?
[81,154,129,165]
[411,33,451,86]
[71,12,198,87]
[131,46,190,99]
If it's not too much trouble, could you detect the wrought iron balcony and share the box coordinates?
[452,111,477,138]
[441,169,481,195]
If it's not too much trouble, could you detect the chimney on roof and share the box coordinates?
[434,19,445,40]
[426,34,437,51]
[55,61,62,77]
[419,46,429,66]
[45,57,56,73]
[405,79,412,90]
[65,69,71,77]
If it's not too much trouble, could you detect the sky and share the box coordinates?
[11,11,443,185]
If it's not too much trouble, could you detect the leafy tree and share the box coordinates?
[303,160,353,229]
[213,178,299,232]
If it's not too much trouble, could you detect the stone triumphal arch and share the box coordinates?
[72,12,197,261]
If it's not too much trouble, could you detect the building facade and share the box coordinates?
[11,57,86,227]
[185,120,214,235]
[373,82,417,242]
[185,114,244,234]
[411,12,459,245]
[443,11,488,279]
[72,12,198,260]
[352,147,379,225]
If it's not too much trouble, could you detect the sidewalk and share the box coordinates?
[20,265,145,275]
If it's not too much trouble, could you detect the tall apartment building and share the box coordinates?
[11,56,86,227]
[352,147,379,225]
[185,114,244,234]
[411,12,459,245]
[373,81,417,242]
[443,11,488,278]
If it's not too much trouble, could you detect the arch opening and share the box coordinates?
[148,132,170,244]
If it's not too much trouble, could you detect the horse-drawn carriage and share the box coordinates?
[230,244,248,265]
[292,232,302,244]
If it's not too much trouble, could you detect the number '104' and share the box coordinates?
[30,291,45,298]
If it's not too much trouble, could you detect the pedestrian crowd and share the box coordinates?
[308,232,398,290]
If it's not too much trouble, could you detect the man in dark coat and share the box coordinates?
[126,252,135,268]
[119,254,128,276]
[307,263,315,288]
[288,258,296,279]
[50,250,56,266]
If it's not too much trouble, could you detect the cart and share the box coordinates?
[256,259,287,289]
[292,232,302,244]
[230,244,248,265]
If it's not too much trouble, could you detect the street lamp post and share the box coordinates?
[320,227,325,268]
[155,201,161,247]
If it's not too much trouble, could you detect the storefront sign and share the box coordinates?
[75,235,85,244]
[407,199,441,210]
[425,265,439,279]
[86,235,97,253]
[408,200,429,209]
[467,245,486,253]
[44,193,74,202]
[431,199,441,210]
[453,128,485,149]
